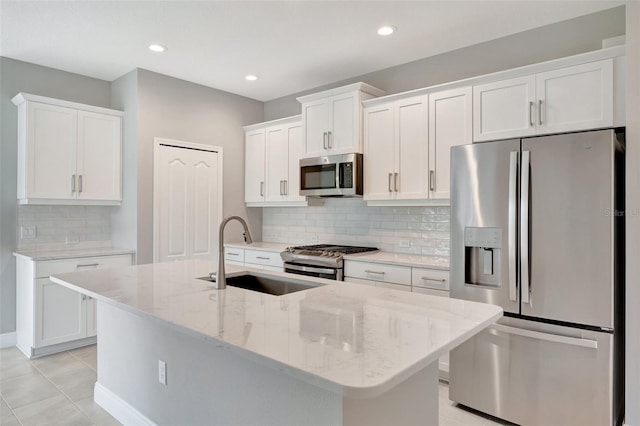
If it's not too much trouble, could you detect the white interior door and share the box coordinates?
[154,139,223,263]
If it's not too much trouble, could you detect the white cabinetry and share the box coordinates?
[12,93,123,205]
[15,252,134,358]
[244,116,308,207]
[223,246,284,271]
[298,83,384,158]
[363,87,470,204]
[473,59,614,141]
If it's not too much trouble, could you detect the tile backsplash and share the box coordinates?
[17,205,112,251]
[262,198,450,263]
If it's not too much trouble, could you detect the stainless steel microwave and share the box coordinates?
[299,153,363,197]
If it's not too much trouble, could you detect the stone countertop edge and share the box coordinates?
[50,262,499,399]
[13,247,136,261]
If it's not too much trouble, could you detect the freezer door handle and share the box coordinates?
[489,324,598,349]
[508,151,518,302]
[520,150,531,304]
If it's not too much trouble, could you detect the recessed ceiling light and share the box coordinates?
[377,26,396,36]
[245,75,258,81]
[148,44,167,53]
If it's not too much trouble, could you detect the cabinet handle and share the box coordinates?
[82,294,87,301]
[364,270,386,275]
[284,180,288,195]
[323,132,328,149]
[77,263,99,268]
[78,175,83,193]
[227,253,240,256]
[327,131,332,149]
[256,256,270,260]
[260,181,264,197]
[279,180,283,195]
[529,101,534,127]
[388,173,393,193]
[429,170,435,191]
[538,100,543,125]
[71,175,76,193]
[394,172,399,192]
[420,277,446,283]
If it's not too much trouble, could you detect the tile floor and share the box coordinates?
[1,345,509,426]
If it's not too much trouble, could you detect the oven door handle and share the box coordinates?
[284,263,337,275]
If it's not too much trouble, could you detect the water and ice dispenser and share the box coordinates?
[464,227,502,287]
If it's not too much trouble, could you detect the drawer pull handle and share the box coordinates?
[365,270,386,275]
[77,263,99,268]
[420,277,446,283]
[256,256,270,260]
[226,253,240,256]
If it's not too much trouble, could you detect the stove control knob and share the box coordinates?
[334,252,341,257]
[322,251,329,256]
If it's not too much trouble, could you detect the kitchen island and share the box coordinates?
[51,260,501,426]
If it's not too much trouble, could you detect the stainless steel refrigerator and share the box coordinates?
[449,129,625,426]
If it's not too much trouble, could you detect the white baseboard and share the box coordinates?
[0,332,17,349]
[94,382,156,426]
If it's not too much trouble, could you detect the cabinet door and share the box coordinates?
[536,59,613,135]
[473,75,536,142]
[302,99,329,156]
[395,95,429,200]
[265,125,288,202]
[363,104,395,201]
[285,123,305,202]
[35,278,85,347]
[328,92,358,154]
[429,87,472,199]
[25,102,77,199]
[245,129,266,203]
[76,111,122,201]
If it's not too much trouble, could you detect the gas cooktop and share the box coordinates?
[281,244,378,268]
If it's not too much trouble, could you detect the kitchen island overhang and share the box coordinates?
[51,260,502,425]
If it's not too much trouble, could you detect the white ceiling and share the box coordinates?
[0,1,625,102]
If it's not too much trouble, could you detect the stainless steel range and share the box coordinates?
[281,244,378,281]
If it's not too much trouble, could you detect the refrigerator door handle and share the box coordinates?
[508,151,518,302]
[521,150,531,304]
[489,324,598,349]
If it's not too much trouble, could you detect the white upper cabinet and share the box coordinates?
[473,59,614,141]
[244,128,266,203]
[428,86,472,199]
[244,116,308,207]
[364,88,469,205]
[298,83,384,158]
[12,93,123,205]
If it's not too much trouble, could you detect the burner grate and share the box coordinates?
[291,244,377,255]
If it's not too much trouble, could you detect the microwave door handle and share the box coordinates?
[508,151,518,302]
[521,150,531,304]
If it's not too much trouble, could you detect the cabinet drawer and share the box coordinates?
[344,261,411,285]
[35,254,133,278]
[412,287,449,298]
[244,250,283,268]
[412,268,449,291]
[224,247,245,263]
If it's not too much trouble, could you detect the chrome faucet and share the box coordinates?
[215,216,253,289]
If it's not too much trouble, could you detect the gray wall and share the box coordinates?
[264,6,625,120]
[0,57,111,334]
[625,3,639,425]
[110,70,139,256]
[132,69,263,264]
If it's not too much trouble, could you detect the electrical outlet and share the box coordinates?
[399,240,411,248]
[158,360,167,385]
[20,226,36,239]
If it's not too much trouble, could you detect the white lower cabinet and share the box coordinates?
[344,259,450,379]
[16,252,133,358]
[223,246,284,271]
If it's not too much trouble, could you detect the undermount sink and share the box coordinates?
[199,273,323,296]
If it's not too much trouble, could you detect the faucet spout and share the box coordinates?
[216,216,253,289]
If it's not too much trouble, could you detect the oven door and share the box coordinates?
[283,263,341,280]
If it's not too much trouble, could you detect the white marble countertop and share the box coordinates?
[224,241,289,252]
[343,251,450,270]
[13,247,136,261]
[52,260,499,398]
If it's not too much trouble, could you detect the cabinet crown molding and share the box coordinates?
[296,82,385,104]
[243,114,301,131]
[11,92,124,117]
